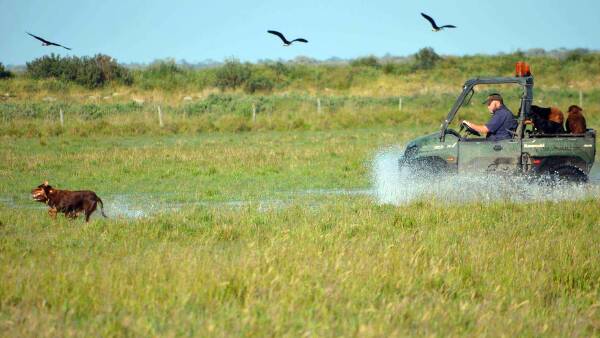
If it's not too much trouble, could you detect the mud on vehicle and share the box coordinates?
[399,62,596,182]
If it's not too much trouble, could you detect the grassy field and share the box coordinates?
[1,128,600,336]
[1,53,600,336]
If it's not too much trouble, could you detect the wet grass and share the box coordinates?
[0,128,413,203]
[1,128,599,336]
[1,197,599,336]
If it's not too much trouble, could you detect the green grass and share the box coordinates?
[2,87,599,138]
[0,128,412,200]
[1,129,599,336]
[1,52,600,335]
[1,197,599,336]
[3,52,599,138]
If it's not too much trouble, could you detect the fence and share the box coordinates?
[1,90,596,130]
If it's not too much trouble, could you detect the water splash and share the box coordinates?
[371,148,600,205]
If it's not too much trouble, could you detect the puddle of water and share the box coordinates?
[589,165,600,183]
[3,155,598,219]
[372,148,600,206]
[101,194,294,219]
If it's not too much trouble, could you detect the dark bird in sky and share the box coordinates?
[27,32,72,50]
[267,30,308,46]
[420,13,456,31]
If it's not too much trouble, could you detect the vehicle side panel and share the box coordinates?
[458,139,521,174]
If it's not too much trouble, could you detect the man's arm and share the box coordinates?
[463,121,489,135]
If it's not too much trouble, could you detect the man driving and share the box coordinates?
[462,93,518,141]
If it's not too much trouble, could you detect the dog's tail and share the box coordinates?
[97,197,108,218]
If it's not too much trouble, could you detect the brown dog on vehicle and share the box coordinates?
[31,181,107,222]
[528,105,565,134]
[566,105,587,134]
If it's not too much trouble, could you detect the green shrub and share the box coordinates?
[134,60,190,91]
[564,48,590,63]
[414,47,441,70]
[244,75,274,93]
[267,61,290,80]
[0,62,13,79]
[26,54,132,88]
[148,59,183,76]
[350,56,380,68]
[214,58,252,90]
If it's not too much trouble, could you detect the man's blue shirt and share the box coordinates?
[485,105,518,141]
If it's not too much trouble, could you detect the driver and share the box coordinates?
[462,93,518,141]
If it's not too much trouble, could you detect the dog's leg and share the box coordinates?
[66,210,79,219]
[83,200,98,223]
[48,207,57,219]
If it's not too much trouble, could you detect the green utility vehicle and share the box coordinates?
[400,62,596,182]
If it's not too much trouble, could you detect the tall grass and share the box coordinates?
[1,52,599,335]
[3,52,600,100]
[2,88,599,138]
[1,197,599,336]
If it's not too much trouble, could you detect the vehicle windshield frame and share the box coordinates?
[439,76,533,142]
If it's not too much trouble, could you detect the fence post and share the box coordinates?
[398,97,403,112]
[317,98,322,114]
[59,109,64,127]
[157,105,164,128]
[252,103,257,122]
[579,90,583,107]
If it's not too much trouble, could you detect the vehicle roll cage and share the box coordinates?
[439,76,534,142]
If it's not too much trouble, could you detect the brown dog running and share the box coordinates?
[566,105,587,134]
[31,181,107,222]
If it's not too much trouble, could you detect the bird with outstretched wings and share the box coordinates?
[420,13,456,31]
[27,32,72,50]
[267,30,308,46]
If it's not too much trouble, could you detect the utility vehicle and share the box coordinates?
[400,62,596,181]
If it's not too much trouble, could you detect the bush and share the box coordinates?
[214,58,252,91]
[267,62,289,80]
[0,62,14,79]
[244,75,274,93]
[26,54,132,88]
[350,56,380,68]
[414,47,441,70]
[564,48,590,63]
[148,59,183,76]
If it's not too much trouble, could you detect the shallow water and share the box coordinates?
[371,148,600,206]
[3,151,598,219]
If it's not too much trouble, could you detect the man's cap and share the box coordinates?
[482,93,503,104]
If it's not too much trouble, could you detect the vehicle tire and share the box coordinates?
[541,165,588,184]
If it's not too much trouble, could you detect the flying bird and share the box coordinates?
[267,30,308,46]
[27,32,72,50]
[420,13,456,31]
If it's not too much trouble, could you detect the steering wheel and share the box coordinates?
[460,121,481,137]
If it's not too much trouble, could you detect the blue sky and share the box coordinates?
[1,0,599,65]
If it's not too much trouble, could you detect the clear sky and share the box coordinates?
[1,0,599,65]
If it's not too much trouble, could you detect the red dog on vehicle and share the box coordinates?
[566,105,587,134]
[528,105,565,134]
[31,181,107,222]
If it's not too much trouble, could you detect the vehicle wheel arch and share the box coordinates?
[409,156,450,174]
[536,156,588,174]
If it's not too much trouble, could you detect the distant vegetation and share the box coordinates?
[25,54,133,88]
[2,47,598,94]
[0,62,12,79]
[1,47,599,137]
